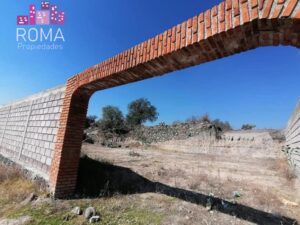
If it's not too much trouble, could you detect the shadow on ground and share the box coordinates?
[75,156,298,225]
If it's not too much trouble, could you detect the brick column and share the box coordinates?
[49,78,92,198]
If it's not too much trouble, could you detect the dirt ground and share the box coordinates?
[81,141,300,225]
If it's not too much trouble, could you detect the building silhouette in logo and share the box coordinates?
[17,1,65,25]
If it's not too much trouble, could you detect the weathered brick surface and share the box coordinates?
[0,86,65,179]
[48,0,300,198]
[285,100,300,175]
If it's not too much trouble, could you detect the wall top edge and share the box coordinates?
[0,84,66,108]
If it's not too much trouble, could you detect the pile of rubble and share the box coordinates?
[129,121,218,144]
[84,121,220,148]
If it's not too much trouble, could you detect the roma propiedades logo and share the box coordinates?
[16,1,66,51]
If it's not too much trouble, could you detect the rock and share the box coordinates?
[0,216,31,225]
[206,198,213,211]
[89,216,100,223]
[71,206,82,215]
[20,193,36,206]
[86,120,216,147]
[84,207,96,219]
[206,193,215,211]
[233,191,241,198]
[281,198,299,207]
[221,200,229,209]
[32,197,53,206]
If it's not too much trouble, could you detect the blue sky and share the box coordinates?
[0,0,299,129]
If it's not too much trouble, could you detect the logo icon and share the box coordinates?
[17,1,65,25]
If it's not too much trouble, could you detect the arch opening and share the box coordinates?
[49,0,300,198]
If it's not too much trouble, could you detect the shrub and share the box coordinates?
[200,113,211,123]
[85,115,97,129]
[212,119,232,131]
[241,124,256,130]
[186,113,211,124]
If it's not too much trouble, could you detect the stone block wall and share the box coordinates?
[285,100,300,175]
[0,86,66,180]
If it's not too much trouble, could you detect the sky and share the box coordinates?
[0,0,299,129]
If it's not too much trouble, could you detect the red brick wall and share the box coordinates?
[49,0,300,198]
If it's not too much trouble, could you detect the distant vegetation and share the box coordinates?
[241,124,256,130]
[184,114,232,132]
[126,98,158,128]
[185,113,211,124]
[212,119,232,132]
[85,115,97,129]
[86,98,233,135]
[86,98,158,134]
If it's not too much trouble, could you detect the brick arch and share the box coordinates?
[50,0,300,197]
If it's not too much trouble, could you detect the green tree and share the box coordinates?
[212,119,232,131]
[99,106,125,133]
[241,124,256,130]
[85,115,97,129]
[126,98,158,127]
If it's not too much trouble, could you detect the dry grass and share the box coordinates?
[82,144,300,223]
[0,153,298,225]
[269,158,297,184]
[0,163,44,211]
[285,169,297,181]
[188,173,209,190]
[0,160,164,225]
[0,163,23,183]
